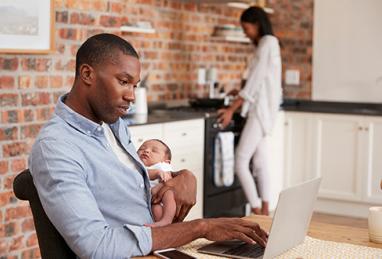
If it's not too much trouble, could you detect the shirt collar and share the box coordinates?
[55,94,106,137]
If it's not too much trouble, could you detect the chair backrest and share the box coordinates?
[13,169,76,259]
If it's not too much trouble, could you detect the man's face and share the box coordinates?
[137,140,170,167]
[89,52,141,124]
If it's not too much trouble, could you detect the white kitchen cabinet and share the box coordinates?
[284,111,382,217]
[283,112,315,188]
[129,119,205,220]
[363,116,382,204]
[310,114,364,202]
[162,119,205,221]
[128,123,163,147]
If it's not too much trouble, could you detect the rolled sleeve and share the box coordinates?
[239,90,257,103]
[124,224,152,255]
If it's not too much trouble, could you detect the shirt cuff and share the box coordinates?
[124,224,152,255]
[239,90,256,103]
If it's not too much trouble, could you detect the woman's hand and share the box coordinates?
[217,108,234,129]
[226,88,239,97]
[151,169,197,222]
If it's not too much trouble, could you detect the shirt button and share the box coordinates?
[140,183,144,188]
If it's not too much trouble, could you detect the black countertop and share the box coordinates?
[124,99,382,127]
[282,99,382,116]
[124,110,206,126]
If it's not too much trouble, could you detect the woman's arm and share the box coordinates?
[239,36,275,103]
[217,97,244,128]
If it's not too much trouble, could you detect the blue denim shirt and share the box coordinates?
[29,95,153,258]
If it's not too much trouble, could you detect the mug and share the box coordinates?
[368,206,382,243]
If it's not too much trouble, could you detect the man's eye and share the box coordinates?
[119,80,128,85]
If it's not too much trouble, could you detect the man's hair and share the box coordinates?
[75,33,139,78]
[152,139,172,161]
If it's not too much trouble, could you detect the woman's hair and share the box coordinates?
[240,6,274,37]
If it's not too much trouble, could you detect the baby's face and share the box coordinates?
[137,140,168,167]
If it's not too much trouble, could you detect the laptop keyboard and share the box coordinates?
[223,243,265,258]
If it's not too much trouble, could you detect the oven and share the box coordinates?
[203,112,247,218]
[160,105,247,218]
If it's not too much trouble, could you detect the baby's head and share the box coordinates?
[137,139,172,167]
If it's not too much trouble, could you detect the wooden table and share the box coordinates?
[251,215,381,249]
[136,215,382,258]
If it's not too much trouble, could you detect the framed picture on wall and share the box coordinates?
[0,0,55,54]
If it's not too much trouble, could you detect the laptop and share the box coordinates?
[197,178,321,259]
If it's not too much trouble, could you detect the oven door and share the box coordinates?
[203,115,247,218]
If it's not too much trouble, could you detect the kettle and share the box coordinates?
[134,86,148,114]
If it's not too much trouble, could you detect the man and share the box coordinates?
[29,33,268,258]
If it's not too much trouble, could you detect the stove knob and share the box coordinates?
[213,123,223,129]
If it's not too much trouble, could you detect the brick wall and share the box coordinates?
[0,0,313,257]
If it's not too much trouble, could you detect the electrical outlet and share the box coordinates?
[285,69,300,85]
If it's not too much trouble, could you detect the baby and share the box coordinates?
[137,139,176,227]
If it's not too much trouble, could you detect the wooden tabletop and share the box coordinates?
[135,214,382,258]
[250,215,382,249]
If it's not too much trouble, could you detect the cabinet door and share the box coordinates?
[163,119,205,220]
[364,117,382,203]
[284,112,314,188]
[128,123,163,148]
[311,114,363,201]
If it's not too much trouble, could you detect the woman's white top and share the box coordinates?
[239,35,282,135]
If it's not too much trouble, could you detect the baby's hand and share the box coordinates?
[158,171,172,182]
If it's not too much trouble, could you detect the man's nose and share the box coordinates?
[123,88,135,102]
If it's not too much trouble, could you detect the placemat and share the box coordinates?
[178,236,382,258]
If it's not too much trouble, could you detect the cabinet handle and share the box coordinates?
[358,126,363,131]
[365,127,369,131]
[181,158,186,162]
[284,122,289,126]
[181,132,187,136]
[138,138,144,142]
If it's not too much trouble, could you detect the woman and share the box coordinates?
[218,6,282,215]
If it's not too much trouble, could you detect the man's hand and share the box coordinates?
[151,217,268,251]
[203,218,268,247]
[152,169,196,222]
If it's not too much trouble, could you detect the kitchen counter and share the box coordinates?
[125,98,382,127]
[282,99,382,116]
[124,110,205,126]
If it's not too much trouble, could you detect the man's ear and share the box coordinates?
[79,64,94,86]
[164,159,171,164]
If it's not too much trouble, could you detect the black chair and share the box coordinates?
[13,169,76,259]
